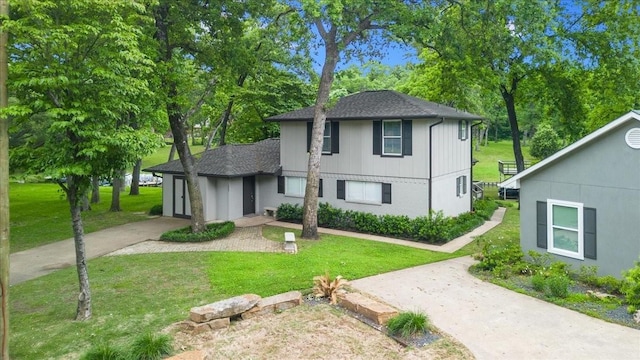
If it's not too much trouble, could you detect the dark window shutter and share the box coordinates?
[277,176,284,194]
[331,122,339,154]
[536,201,548,249]
[584,207,597,259]
[337,180,345,200]
[306,122,312,152]
[382,183,392,204]
[402,120,412,155]
[373,120,382,155]
[456,177,461,196]
[318,179,323,198]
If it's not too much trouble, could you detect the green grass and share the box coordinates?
[9,183,162,253]
[10,229,458,359]
[141,143,205,171]
[454,204,520,257]
[472,140,533,182]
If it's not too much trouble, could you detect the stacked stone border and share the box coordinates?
[168,290,400,360]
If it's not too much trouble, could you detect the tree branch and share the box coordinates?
[183,77,217,123]
[341,12,377,47]
[48,91,62,108]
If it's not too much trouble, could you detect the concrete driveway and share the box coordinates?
[351,256,640,360]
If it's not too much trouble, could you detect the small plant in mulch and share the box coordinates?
[385,311,440,348]
[313,271,348,304]
[160,221,235,242]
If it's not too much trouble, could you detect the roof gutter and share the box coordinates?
[428,118,444,215]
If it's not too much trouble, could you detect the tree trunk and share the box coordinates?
[168,142,176,161]
[217,99,234,147]
[129,159,141,196]
[0,0,10,352]
[80,192,90,212]
[302,42,339,239]
[65,176,92,321]
[110,171,123,212]
[90,176,100,204]
[501,86,525,173]
[484,126,489,146]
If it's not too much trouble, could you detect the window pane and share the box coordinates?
[286,177,306,197]
[346,181,381,203]
[383,121,401,136]
[553,228,579,252]
[322,137,331,153]
[384,138,401,154]
[324,123,331,136]
[553,205,578,228]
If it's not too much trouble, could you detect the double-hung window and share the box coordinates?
[322,122,331,154]
[346,181,382,204]
[285,177,306,197]
[456,176,467,197]
[383,120,402,156]
[547,200,584,260]
[458,120,468,140]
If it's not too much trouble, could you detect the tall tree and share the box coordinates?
[7,0,158,320]
[0,0,9,355]
[152,0,252,232]
[407,0,640,172]
[293,0,406,239]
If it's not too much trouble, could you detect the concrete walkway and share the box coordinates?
[351,256,640,360]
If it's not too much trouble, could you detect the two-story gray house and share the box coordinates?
[499,110,640,277]
[146,90,483,221]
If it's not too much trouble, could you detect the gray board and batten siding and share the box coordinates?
[266,90,483,218]
[509,112,640,278]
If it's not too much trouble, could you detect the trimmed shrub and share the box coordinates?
[160,221,235,242]
[276,200,498,245]
[386,311,430,338]
[476,241,524,273]
[129,333,172,360]
[148,204,163,216]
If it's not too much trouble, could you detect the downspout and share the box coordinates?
[428,118,444,215]
[470,120,484,212]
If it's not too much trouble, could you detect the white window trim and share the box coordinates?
[382,120,402,156]
[459,120,468,140]
[285,177,306,198]
[547,199,584,260]
[345,180,382,205]
[322,122,331,154]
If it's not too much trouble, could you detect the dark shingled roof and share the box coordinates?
[266,90,483,121]
[143,138,281,177]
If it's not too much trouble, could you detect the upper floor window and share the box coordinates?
[458,120,469,140]
[383,120,402,156]
[307,121,339,154]
[373,120,412,157]
[323,122,332,154]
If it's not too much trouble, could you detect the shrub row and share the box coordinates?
[276,199,498,244]
[160,221,235,242]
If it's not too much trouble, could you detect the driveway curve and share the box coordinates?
[351,256,640,360]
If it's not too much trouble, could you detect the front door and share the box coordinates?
[173,176,191,218]
[243,176,255,215]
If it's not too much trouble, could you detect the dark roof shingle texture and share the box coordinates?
[144,138,281,177]
[266,90,483,121]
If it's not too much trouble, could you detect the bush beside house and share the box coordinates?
[276,200,498,244]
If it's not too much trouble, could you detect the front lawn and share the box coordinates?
[10,228,458,359]
[9,183,162,252]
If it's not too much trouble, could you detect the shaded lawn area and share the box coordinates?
[472,140,532,182]
[9,183,162,253]
[10,227,460,359]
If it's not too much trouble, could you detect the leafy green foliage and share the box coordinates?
[531,274,546,292]
[475,241,524,278]
[148,204,163,216]
[129,333,173,360]
[80,344,127,360]
[546,275,571,299]
[160,221,235,242]
[621,260,640,313]
[386,311,430,338]
[277,200,498,244]
[529,123,561,160]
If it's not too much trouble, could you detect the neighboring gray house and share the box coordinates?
[499,110,640,277]
[146,90,483,221]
